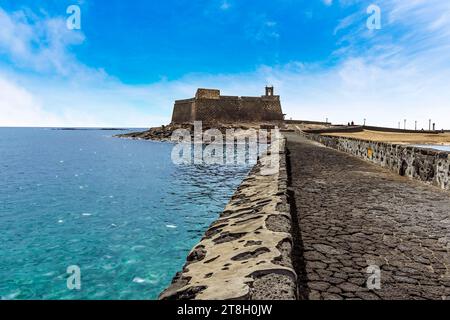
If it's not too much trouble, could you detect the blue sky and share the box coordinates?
[1,0,450,128]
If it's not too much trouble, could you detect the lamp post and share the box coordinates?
[404,119,407,130]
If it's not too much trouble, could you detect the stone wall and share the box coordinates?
[285,119,331,126]
[304,125,439,135]
[171,89,284,124]
[196,89,220,100]
[159,138,298,300]
[305,133,450,191]
[171,99,195,124]
[192,96,283,123]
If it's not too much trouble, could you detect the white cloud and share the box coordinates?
[0,76,59,127]
[245,15,280,42]
[316,0,450,128]
[0,3,450,130]
[220,1,231,11]
[0,8,85,76]
[0,74,170,127]
[0,7,169,128]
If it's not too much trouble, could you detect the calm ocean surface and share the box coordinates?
[0,128,251,300]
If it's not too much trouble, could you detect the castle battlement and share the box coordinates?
[171,87,284,124]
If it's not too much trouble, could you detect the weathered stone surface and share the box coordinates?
[305,132,450,191]
[249,273,297,300]
[159,138,297,300]
[172,88,284,124]
[286,133,450,300]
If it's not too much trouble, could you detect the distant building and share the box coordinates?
[171,87,284,124]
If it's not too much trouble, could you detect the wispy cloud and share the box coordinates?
[0,8,87,76]
[326,0,450,128]
[0,7,167,127]
[1,2,450,129]
[0,76,59,127]
[220,1,231,11]
[245,14,280,42]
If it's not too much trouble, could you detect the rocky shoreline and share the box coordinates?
[115,124,186,141]
[115,122,284,142]
[159,137,298,300]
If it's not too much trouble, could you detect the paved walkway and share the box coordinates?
[286,133,450,300]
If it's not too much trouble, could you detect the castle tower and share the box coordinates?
[265,86,274,96]
[171,87,283,124]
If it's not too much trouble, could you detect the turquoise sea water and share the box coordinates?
[0,128,251,300]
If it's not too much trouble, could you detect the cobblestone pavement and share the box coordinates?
[286,134,450,300]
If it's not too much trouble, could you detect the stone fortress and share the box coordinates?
[171,86,284,124]
[117,85,450,300]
